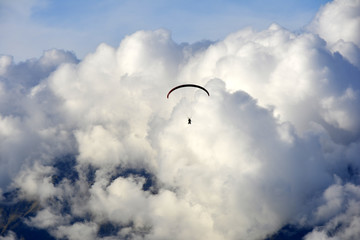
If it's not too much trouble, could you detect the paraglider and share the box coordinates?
[167,84,210,99]
[167,84,209,124]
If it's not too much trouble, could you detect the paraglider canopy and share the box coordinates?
[167,84,210,99]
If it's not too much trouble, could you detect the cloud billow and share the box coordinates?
[1,0,360,239]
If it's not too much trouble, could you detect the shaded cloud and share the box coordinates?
[304,181,360,240]
[0,231,17,240]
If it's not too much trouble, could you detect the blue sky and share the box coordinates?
[1,0,331,61]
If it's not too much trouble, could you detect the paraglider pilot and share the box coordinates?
[188,118,191,124]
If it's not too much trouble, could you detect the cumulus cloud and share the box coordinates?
[0,49,78,188]
[1,0,360,239]
[308,0,360,47]
[308,0,360,69]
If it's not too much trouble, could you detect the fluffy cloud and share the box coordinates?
[308,0,360,68]
[309,0,360,47]
[1,0,360,239]
[0,50,78,188]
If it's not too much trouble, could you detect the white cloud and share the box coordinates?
[14,162,59,202]
[1,0,360,239]
[308,0,360,69]
[0,49,78,189]
[308,0,360,47]
[52,222,98,240]
[26,208,70,229]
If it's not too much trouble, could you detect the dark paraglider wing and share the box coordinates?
[167,84,210,98]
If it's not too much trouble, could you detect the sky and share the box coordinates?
[0,0,331,61]
[1,0,360,240]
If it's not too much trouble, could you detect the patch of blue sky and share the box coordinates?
[0,0,332,60]
[31,0,332,33]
